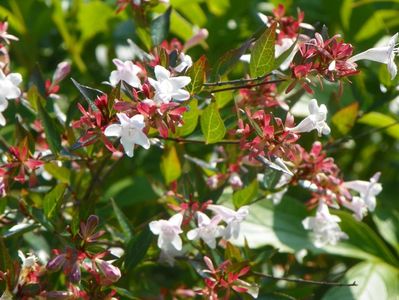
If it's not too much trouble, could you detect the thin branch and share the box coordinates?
[325,120,399,150]
[203,74,271,87]
[208,79,286,93]
[252,271,357,287]
[156,136,240,145]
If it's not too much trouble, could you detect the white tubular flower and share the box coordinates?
[342,196,368,221]
[302,202,348,248]
[104,113,150,158]
[344,172,382,212]
[348,33,399,79]
[287,99,330,136]
[148,65,191,104]
[187,212,224,249]
[149,213,184,251]
[109,58,142,88]
[174,53,193,73]
[207,205,249,239]
[0,69,22,126]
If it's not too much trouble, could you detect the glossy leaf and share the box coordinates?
[200,103,226,144]
[43,183,67,221]
[161,145,182,184]
[111,198,133,242]
[71,78,104,112]
[125,227,153,271]
[332,102,359,135]
[358,112,399,139]
[187,55,207,94]
[35,90,63,154]
[233,180,258,208]
[323,262,399,300]
[177,99,199,136]
[250,23,276,77]
[151,7,172,46]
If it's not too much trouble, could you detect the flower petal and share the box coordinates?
[104,124,122,137]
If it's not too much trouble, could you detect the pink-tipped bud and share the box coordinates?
[52,61,71,84]
[95,259,121,284]
[46,254,66,272]
[184,28,209,51]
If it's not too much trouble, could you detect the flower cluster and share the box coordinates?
[149,204,249,265]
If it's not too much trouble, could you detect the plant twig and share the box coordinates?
[203,74,271,87]
[252,271,357,287]
[156,136,240,145]
[325,120,399,151]
[208,79,286,93]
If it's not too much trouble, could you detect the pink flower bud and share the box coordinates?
[46,254,66,272]
[95,259,121,284]
[184,28,209,51]
[52,61,71,84]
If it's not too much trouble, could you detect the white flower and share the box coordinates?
[148,65,191,104]
[149,213,184,251]
[342,196,368,221]
[109,59,142,88]
[207,204,249,239]
[187,212,224,248]
[104,113,150,157]
[287,99,330,136]
[302,202,348,248]
[344,172,382,212]
[0,69,22,126]
[174,53,193,73]
[348,33,398,79]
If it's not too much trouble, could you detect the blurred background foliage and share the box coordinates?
[1,0,398,299]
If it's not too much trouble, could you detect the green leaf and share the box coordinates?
[187,55,207,94]
[77,1,114,42]
[358,112,399,139]
[43,183,67,221]
[111,198,133,242]
[323,262,399,300]
[151,7,172,46]
[44,163,71,183]
[35,90,62,154]
[0,237,14,284]
[71,78,104,112]
[233,180,258,208]
[200,103,226,144]
[125,227,153,271]
[332,102,359,135]
[112,287,139,299]
[176,99,199,136]
[233,198,399,265]
[373,207,399,255]
[250,23,276,77]
[323,210,399,266]
[232,197,313,251]
[215,90,234,108]
[161,145,182,184]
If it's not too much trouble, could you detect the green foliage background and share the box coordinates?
[0,0,398,299]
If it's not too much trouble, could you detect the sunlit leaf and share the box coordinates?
[200,103,226,144]
[151,7,172,46]
[332,102,359,135]
[233,180,258,208]
[250,23,276,77]
[161,145,182,184]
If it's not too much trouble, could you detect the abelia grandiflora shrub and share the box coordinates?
[0,2,395,299]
